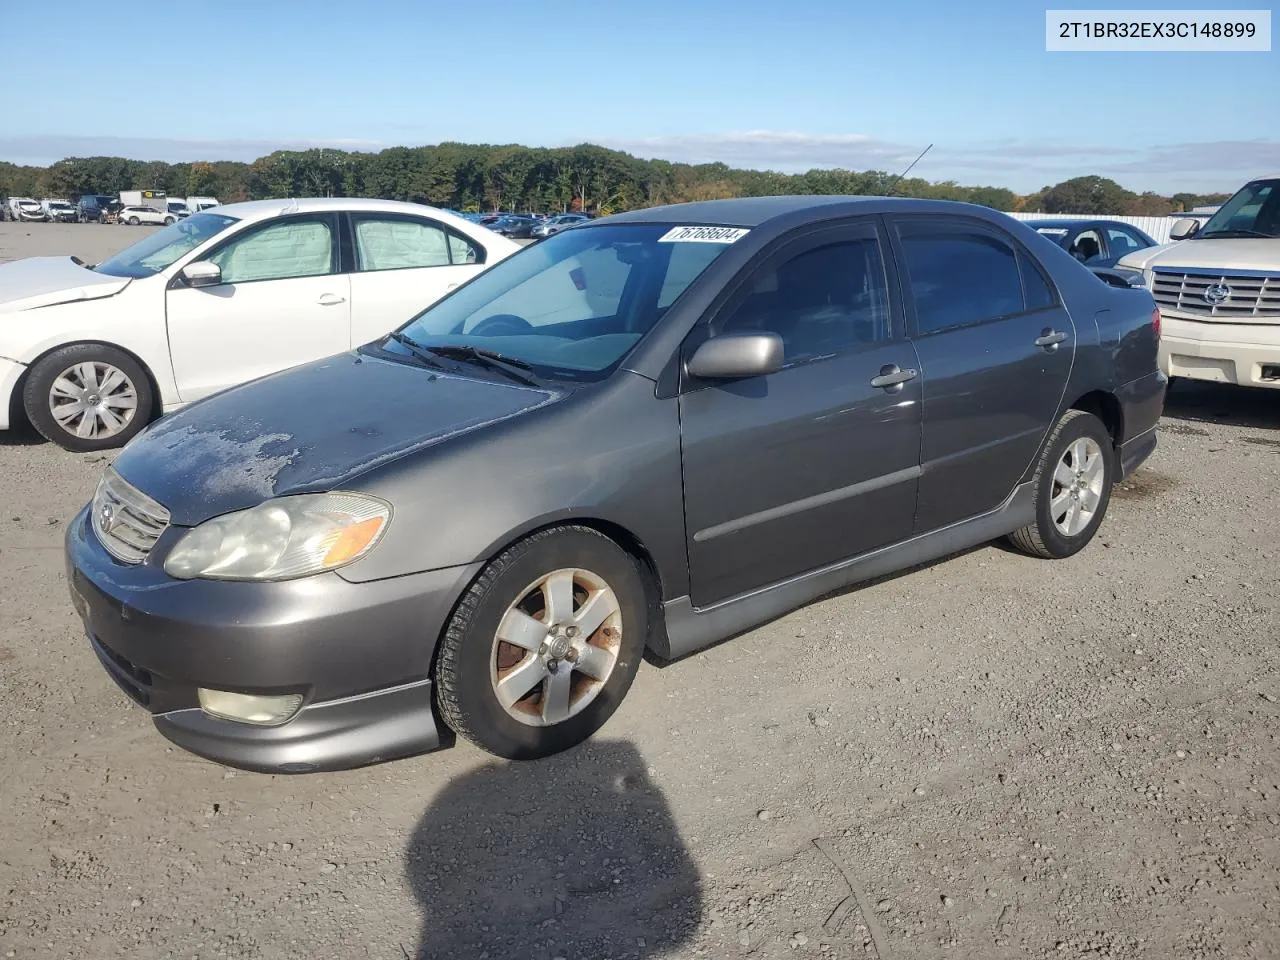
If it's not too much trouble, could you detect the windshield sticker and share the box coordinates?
[658,225,750,244]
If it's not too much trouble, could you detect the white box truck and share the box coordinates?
[185,195,220,213]
[119,189,167,212]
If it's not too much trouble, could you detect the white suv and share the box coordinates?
[1115,175,1279,390]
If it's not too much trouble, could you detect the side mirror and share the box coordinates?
[687,333,784,380]
[181,261,222,288]
[1169,218,1200,241]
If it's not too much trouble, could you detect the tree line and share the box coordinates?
[0,143,1230,216]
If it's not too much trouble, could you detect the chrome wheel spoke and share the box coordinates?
[97,406,125,433]
[541,570,576,625]
[497,608,548,653]
[1081,486,1101,512]
[1069,438,1089,468]
[51,400,86,424]
[76,411,98,438]
[574,644,615,682]
[1050,490,1072,520]
[98,367,127,395]
[75,362,101,393]
[540,668,572,725]
[495,656,548,709]
[1083,452,1105,485]
[1054,461,1075,487]
[105,391,137,412]
[572,588,616,639]
[51,376,81,400]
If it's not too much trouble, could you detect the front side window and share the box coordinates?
[208,218,334,284]
[717,232,891,361]
[1199,179,1279,238]
[93,211,239,279]
[386,223,739,379]
[896,220,1024,334]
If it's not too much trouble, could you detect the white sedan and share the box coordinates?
[0,198,521,450]
[118,205,175,226]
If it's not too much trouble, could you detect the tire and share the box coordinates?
[435,525,648,760]
[128,217,140,225]
[22,344,155,452]
[163,216,175,225]
[1007,409,1114,560]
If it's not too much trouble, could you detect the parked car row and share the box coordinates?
[1,193,219,224]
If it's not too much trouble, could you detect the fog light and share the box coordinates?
[198,689,303,725]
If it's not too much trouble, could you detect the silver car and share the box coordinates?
[532,213,591,238]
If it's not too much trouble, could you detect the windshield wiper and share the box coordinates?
[384,331,450,370]
[1197,229,1274,239]
[424,344,542,387]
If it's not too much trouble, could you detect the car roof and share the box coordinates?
[598,195,1012,230]
[206,197,462,224]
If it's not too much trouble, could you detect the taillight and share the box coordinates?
[1152,306,1161,339]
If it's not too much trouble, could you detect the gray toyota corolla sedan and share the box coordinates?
[66,196,1165,772]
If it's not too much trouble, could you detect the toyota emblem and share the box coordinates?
[1203,282,1230,305]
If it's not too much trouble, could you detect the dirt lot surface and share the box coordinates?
[1,221,1278,960]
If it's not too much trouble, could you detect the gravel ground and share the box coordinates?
[1,221,1278,960]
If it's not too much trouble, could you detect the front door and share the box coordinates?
[889,215,1076,533]
[679,220,922,608]
[346,213,487,345]
[166,213,350,402]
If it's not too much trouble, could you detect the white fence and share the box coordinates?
[1002,211,1212,245]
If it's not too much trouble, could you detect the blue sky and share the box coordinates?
[1,0,1275,193]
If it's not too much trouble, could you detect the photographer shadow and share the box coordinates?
[406,739,702,959]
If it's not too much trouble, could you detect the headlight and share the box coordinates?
[163,493,390,581]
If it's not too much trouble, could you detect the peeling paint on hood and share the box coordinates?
[110,352,563,526]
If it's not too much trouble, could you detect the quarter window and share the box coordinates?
[895,222,1024,334]
[209,218,334,284]
[1019,252,1058,311]
[718,233,891,360]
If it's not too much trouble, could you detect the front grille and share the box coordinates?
[91,468,170,563]
[91,635,152,707]
[1152,269,1280,322]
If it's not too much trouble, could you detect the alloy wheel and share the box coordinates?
[489,567,623,727]
[1051,436,1105,536]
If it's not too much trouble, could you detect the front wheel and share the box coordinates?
[22,344,154,451]
[1007,409,1114,559]
[435,526,647,760]
[128,216,139,225]
[163,216,175,225]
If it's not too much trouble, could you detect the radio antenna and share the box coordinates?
[886,144,933,195]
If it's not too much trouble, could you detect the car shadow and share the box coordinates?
[1162,378,1280,430]
[405,739,702,960]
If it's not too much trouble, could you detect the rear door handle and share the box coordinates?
[1035,329,1067,347]
[870,365,918,389]
[317,294,346,306]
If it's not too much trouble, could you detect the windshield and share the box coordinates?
[1198,179,1279,238]
[93,211,239,278]
[382,223,740,380]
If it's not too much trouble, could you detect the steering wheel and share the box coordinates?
[469,313,532,336]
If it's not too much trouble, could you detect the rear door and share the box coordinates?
[165,212,350,402]
[346,212,488,345]
[679,219,922,607]
[888,215,1075,533]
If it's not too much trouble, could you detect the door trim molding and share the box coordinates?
[692,465,922,543]
[652,480,1035,661]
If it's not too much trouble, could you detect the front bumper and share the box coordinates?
[1159,315,1280,389]
[66,505,480,772]
[0,357,25,431]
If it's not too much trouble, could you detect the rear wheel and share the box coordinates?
[1007,409,1114,559]
[434,526,647,759]
[128,216,139,225]
[22,344,154,452]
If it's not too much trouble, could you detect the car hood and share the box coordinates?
[1117,237,1280,273]
[110,352,563,526]
[0,257,132,312]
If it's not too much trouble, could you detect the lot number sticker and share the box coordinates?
[658,225,750,243]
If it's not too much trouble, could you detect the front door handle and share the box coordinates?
[317,294,346,306]
[870,365,918,389]
[1035,329,1067,348]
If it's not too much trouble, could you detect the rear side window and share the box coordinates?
[354,217,451,270]
[895,220,1024,334]
[1019,252,1057,311]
